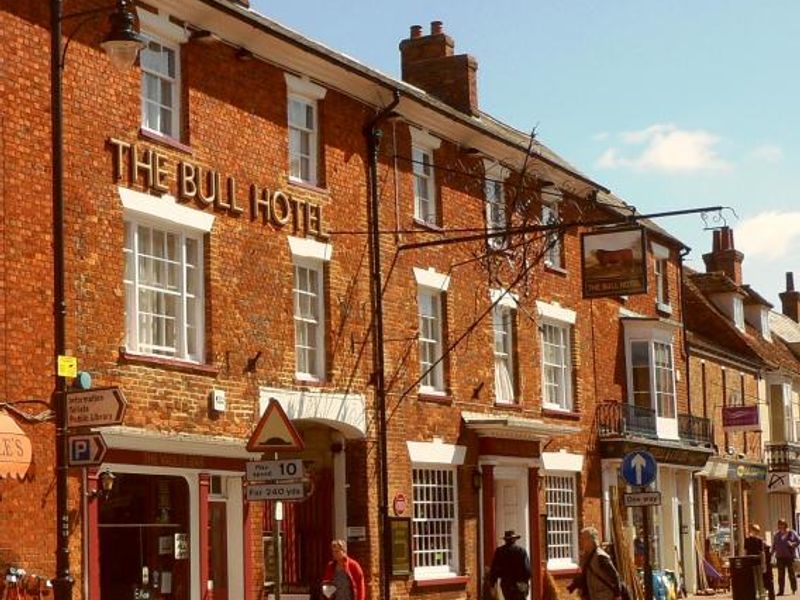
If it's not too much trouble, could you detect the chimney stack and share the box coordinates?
[780,272,800,323]
[399,21,479,116]
[702,226,744,285]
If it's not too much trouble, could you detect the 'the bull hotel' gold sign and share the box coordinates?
[109,138,326,237]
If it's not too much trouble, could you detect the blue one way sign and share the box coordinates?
[621,450,657,487]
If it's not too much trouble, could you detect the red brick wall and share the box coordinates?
[1,3,691,600]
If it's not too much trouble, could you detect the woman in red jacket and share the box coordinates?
[321,539,366,600]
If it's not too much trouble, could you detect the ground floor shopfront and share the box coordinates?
[78,385,368,600]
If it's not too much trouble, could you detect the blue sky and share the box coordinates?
[252,1,800,305]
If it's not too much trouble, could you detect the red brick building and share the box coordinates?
[684,228,800,573]
[0,2,721,599]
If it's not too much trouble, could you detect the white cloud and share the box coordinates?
[592,132,610,142]
[749,144,783,163]
[736,211,800,260]
[595,123,731,172]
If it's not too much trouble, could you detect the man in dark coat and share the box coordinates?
[488,530,532,600]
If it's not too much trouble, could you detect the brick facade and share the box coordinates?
[0,2,757,600]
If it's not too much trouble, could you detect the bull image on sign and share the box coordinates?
[581,226,648,299]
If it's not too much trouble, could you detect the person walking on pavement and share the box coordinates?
[568,526,622,600]
[488,530,532,600]
[745,523,775,600]
[774,518,800,596]
[321,539,365,600]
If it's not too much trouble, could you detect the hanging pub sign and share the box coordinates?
[581,226,648,299]
[722,405,761,432]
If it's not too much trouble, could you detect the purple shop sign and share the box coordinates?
[722,405,761,432]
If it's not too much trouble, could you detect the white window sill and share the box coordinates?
[419,387,447,397]
[547,560,580,573]
[412,570,461,582]
[542,403,573,413]
[294,373,323,384]
[656,302,672,315]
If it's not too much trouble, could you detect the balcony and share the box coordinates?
[596,402,713,446]
[597,402,656,439]
[765,442,800,473]
[678,413,714,445]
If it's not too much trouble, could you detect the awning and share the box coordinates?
[0,410,32,479]
[696,456,768,481]
[461,411,579,442]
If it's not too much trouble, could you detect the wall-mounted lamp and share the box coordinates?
[87,469,116,501]
[471,467,482,491]
[99,0,147,72]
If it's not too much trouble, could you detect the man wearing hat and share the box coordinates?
[487,530,531,600]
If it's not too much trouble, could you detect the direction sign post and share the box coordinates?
[66,387,127,429]
[67,433,108,467]
[621,451,658,600]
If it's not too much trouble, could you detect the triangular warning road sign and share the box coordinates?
[247,398,305,452]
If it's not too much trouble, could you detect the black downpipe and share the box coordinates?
[50,1,72,599]
[365,91,401,600]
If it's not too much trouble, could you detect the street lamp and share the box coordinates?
[50,1,143,599]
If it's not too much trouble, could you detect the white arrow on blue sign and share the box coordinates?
[621,450,657,487]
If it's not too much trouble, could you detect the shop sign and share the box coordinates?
[729,463,767,481]
[768,472,800,492]
[109,139,326,238]
[722,405,761,432]
[0,411,32,480]
[581,227,648,299]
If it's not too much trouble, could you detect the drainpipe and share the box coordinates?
[365,90,401,600]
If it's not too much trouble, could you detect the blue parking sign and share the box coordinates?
[621,450,657,487]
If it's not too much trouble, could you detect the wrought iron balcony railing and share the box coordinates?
[765,442,800,473]
[597,402,713,446]
[597,402,657,439]
[678,413,714,445]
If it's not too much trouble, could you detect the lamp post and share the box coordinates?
[50,2,143,598]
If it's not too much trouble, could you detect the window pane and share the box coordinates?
[294,264,323,378]
[546,474,577,564]
[412,467,457,571]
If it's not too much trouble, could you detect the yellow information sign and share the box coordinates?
[57,355,77,378]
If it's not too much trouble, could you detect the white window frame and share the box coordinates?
[733,296,745,331]
[411,128,441,226]
[537,301,576,412]
[544,472,579,569]
[289,237,332,382]
[623,320,678,438]
[542,187,563,268]
[407,439,465,580]
[652,243,670,311]
[123,215,205,362]
[414,268,450,395]
[285,75,327,186]
[138,10,187,140]
[492,304,515,404]
[484,160,510,250]
[417,288,445,393]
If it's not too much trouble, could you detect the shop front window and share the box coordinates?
[100,474,190,600]
[707,480,733,560]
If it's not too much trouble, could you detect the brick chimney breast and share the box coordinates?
[399,22,479,116]
[702,226,744,285]
[780,272,800,322]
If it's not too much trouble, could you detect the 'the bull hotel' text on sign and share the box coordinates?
[109,138,326,237]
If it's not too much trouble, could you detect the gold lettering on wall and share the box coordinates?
[109,138,325,236]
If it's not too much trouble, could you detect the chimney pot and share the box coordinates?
[410,25,423,39]
[703,226,743,285]
[431,20,444,35]
[788,272,796,292]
